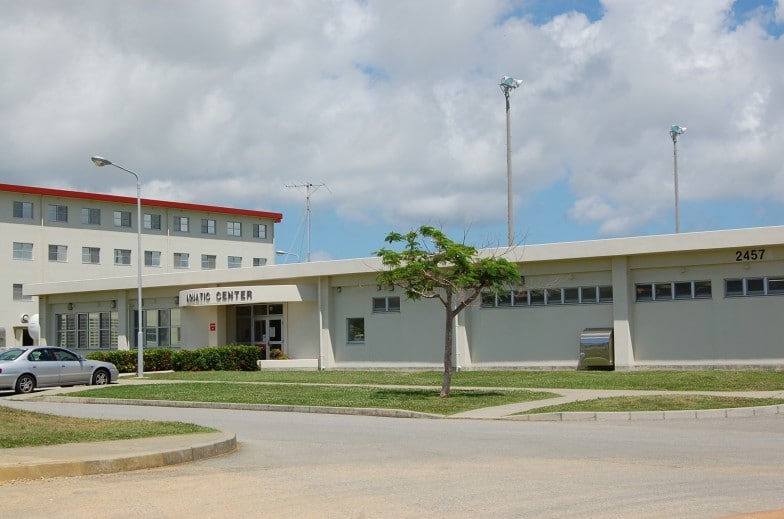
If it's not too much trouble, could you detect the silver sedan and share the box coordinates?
[0,346,119,394]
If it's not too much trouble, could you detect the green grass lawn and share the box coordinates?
[145,369,784,391]
[517,395,784,414]
[70,383,558,416]
[0,406,215,449]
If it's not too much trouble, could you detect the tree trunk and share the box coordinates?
[441,293,454,398]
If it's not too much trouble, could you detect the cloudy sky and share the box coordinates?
[2,0,783,262]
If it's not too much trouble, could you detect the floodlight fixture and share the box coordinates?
[499,76,523,92]
[670,125,686,143]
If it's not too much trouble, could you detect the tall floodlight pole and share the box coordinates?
[91,156,144,378]
[669,125,686,233]
[499,76,523,247]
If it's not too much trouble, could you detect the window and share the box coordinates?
[227,221,241,236]
[55,312,118,349]
[636,281,712,301]
[201,254,216,270]
[13,283,33,301]
[372,296,400,313]
[48,204,68,222]
[13,242,33,260]
[174,216,189,232]
[82,247,100,264]
[253,223,267,240]
[201,218,216,234]
[347,318,365,343]
[725,277,784,297]
[113,210,132,228]
[253,257,268,267]
[82,207,101,225]
[13,201,33,219]
[145,250,161,267]
[144,213,161,230]
[48,244,67,262]
[114,249,131,265]
[228,256,242,268]
[173,252,189,269]
[482,284,613,308]
[136,308,181,348]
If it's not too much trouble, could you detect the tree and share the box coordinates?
[376,226,521,397]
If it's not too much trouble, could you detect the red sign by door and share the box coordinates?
[209,323,216,332]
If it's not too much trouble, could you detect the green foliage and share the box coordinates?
[88,345,259,373]
[375,226,521,303]
[87,350,137,373]
[172,345,259,372]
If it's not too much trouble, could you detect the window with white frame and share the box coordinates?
[134,308,181,347]
[635,280,712,302]
[372,296,400,313]
[201,254,216,269]
[48,204,68,222]
[173,216,189,232]
[482,285,613,307]
[725,276,784,297]
[144,213,161,230]
[13,242,33,260]
[55,312,118,349]
[173,252,189,268]
[82,207,101,225]
[13,201,33,219]
[227,221,241,236]
[144,250,161,267]
[114,210,132,228]
[82,247,100,264]
[253,257,267,266]
[253,223,267,239]
[48,244,67,262]
[347,318,365,343]
[228,255,242,268]
[13,283,33,301]
[114,249,131,265]
[201,218,216,234]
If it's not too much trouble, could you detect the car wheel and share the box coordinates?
[92,369,110,385]
[15,374,36,394]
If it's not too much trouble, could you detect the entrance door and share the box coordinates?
[253,317,284,359]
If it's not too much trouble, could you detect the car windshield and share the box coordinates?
[0,348,25,361]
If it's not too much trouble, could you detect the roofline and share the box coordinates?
[24,225,784,296]
[0,182,283,222]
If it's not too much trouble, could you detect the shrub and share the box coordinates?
[87,350,136,373]
[172,345,259,372]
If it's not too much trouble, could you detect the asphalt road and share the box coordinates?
[2,399,784,518]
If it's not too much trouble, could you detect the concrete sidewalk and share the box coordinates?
[1,381,783,483]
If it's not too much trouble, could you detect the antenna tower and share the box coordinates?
[286,182,326,262]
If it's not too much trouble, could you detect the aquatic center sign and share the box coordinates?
[178,285,317,306]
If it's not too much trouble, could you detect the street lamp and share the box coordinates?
[91,156,144,378]
[275,250,300,263]
[499,75,523,247]
[669,125,687,233]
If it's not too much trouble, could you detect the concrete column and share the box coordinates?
[611,256,635,368]
[317,277,336,369]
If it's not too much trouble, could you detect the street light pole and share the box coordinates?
[499,76,523,247]
[91,156,144,378]
[669,125,686,233]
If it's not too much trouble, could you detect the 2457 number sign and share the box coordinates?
[735,249,766,261]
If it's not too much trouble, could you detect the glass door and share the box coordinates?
[253,317,284,359]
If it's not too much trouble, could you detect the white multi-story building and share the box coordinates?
[1,183,282,349]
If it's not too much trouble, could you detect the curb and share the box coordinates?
[0,431,236,483]
[507,404,784,421]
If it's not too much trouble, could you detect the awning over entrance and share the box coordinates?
[179,284,317,307]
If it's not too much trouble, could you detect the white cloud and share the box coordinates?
[0,0,782,255]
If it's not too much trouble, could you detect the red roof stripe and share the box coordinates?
[0,182,283,222]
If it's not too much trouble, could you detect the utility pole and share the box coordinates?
[286,182,326,262]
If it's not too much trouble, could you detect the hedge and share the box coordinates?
[87,345,259,373]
